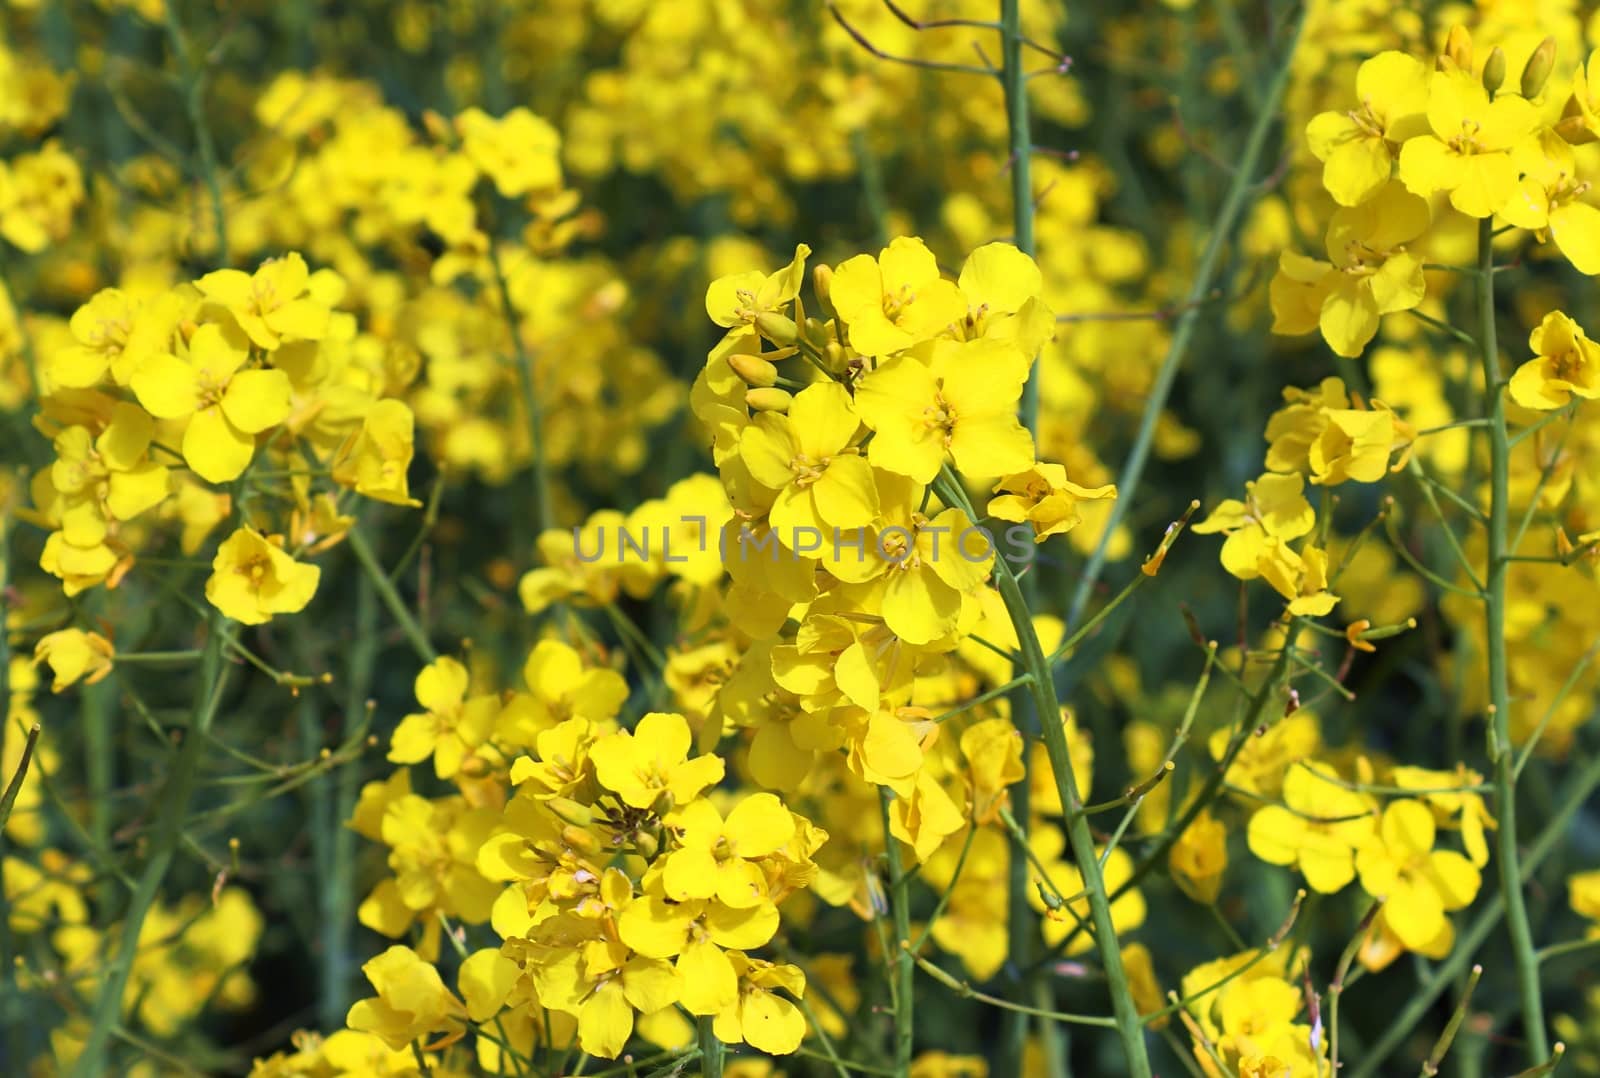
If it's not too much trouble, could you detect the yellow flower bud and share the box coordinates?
[754,310,799,345]
[812,263,835,316]
[632,829,660,859]
[546,796,593,828]
[728,353,779,387]
[745,387,793,412]
[1522,36,1557,98]
[1441,25,1472,72]
[561,824,602,856]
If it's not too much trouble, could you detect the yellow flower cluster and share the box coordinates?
[23,251,414,624]
[241,73,681,491]
[330,644,825,1064]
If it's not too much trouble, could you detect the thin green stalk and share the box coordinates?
[305,570,377,1030]
[1476,218,1546,1065]
[0,505,16,1060]
[74,621,228,1077]
[347,527,438,663]
[1350,747,1600,1078]
[1407,460,1484,592]
[939,469,1153,1077]
[1033,978,1071,1078]
[0,725,40,829]
[488,235,554,538]
[162,4,228,264]
[998,2,1045,1065]
[1065,11,1303,632]
[698,1016,725,1078]
[1536,936,1600,964]
[794,993,853,1078]
[880,789,914,1076]
[1514,640,1600,778]
[82,670,114,897]
[1419,964,1482,1077]
[908,949,1115,1027]
[929,674,1032,724]
[1109,632,1295,906]
[1001,0,1038,427]
[854,128,890,248]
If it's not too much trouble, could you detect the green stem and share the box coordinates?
[82,669,113,890]
[1065,11,1302,632]
[161,4,228,264]
[347,527,438,663]
[698,1016,725,1078]
[998,2,1045,1066]
[880,789,915,1075]
[939,470,1152,1077]
[1476,217,1546,1065]
[74,620,228,1077]
[1108,632,1295,908]
[0,505,16,1059]
[1001,0,1038,427]
[488,235,554,538]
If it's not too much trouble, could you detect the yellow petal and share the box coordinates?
[220,368,293,434]
[183,406,255,484]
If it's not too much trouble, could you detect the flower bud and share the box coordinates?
[650,788,676,817]
[424,110,453,143]
[728,353,779,387]
[561,824,602,856]
[755,310,799,346]
[812,264,834,309]
[1482,47,1506,94]
[746,387,793,412]
[1522,36,1557,98]
[547,796,593,828]
[633,830,660,859]
[1441,25,1472,72]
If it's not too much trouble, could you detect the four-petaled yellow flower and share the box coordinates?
[738,380,878,544]
[1500,132,1600,275]
[345,945,467,1052]
[1192,471,1315,582]
[663,793,795,908]
[204,527,321,625]
[1355,798,1482,952]
[32,628,115,693]
[1398,69,1539,218]
[831,236,968,356]
[196,251,332,350]
[1509,309,1600,410]
[1247,760,1375,892]
[589,711,724,810]
[705,244,811,336]
[854,338,1035,482]
[131,322,293,483]
[389,656,499,780]
[1306,51,1430,207]
[456,106,563,197]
